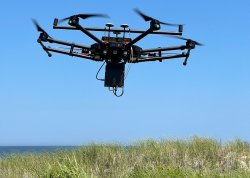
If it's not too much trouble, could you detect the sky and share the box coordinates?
[0,0,250,146]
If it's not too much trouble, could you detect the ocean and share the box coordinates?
[0,146,77,159]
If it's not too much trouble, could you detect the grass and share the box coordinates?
[0,137,250,177]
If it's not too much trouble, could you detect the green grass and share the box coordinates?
[0,137,250,178]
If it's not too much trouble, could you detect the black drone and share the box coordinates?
[33,9,202,97]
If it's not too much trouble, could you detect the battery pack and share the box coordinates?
[104,63,125,88]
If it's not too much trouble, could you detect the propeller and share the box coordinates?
[134,8,180,27]
[164,35,203,66]
[32,19,50,37]
[171,36,203,46]
[59,13,109,23]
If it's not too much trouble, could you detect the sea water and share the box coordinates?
[0,146,77,159]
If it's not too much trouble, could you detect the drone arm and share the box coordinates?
[75,24,103,45]
[140,45,186,53]
[36,40,99,61]
[46,38,90,50]
[126,28,153,46]
[53,25,182,35]
[130,53,187,63]
[44,47,96,60]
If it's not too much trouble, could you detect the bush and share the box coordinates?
[0,137,250,178]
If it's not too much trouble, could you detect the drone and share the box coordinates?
[33,9,202,97]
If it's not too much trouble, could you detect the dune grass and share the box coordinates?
[0,137,250,178]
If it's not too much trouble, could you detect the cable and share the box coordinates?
[96,61,106,81]
[113,87,124,97]
[124,46,134,80]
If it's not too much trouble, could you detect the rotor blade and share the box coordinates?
[59,13,109,23]
[134,8,180,27]
[32,19,50,37]
[159,21,180,27]
[193,41,203,46]
[167,35,204,46]
[171,36,189,41]
[59,17,70,23]
[32,19,45,33]
[134,8,153,21]
[77,13,110,19]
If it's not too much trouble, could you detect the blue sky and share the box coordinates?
[0,0,250,145]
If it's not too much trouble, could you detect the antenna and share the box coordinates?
[121,24,129,40]
[105,23,114,40]
[113,31,121,38]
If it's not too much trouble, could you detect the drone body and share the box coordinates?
[33,9,202,97]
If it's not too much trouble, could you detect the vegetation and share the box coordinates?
[0,137,250,178]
